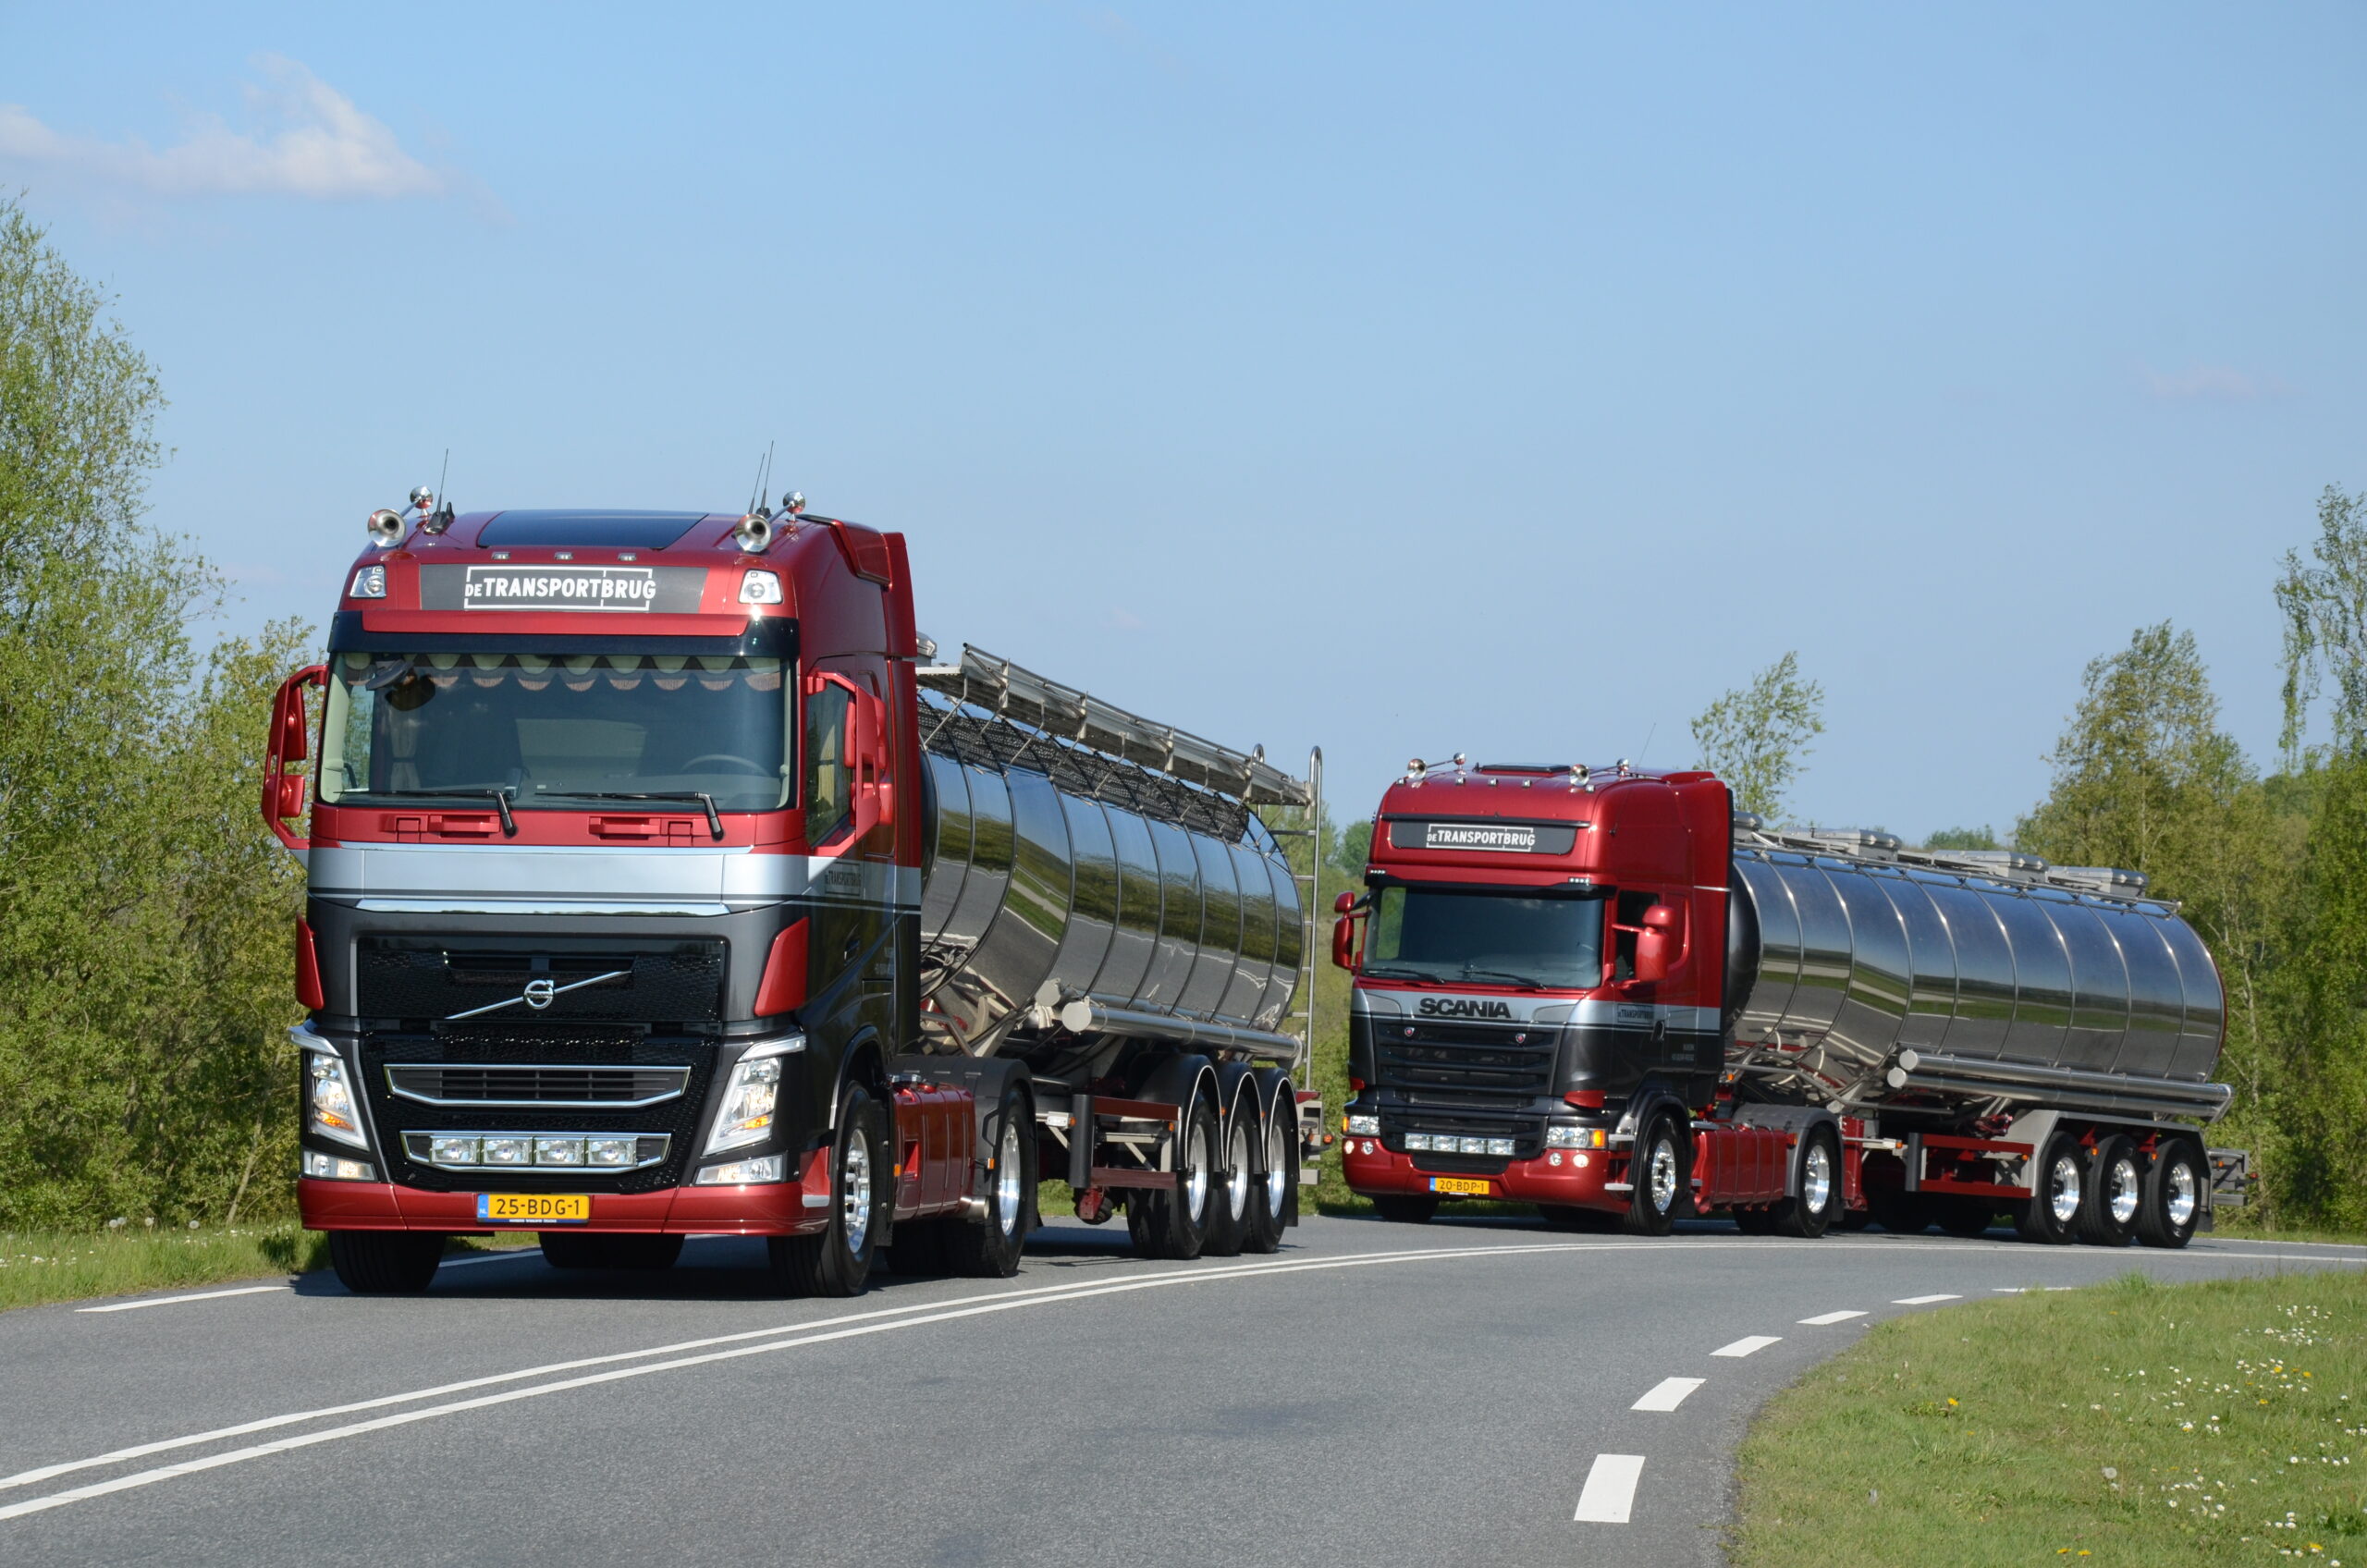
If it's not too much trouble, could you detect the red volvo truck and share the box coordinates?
[1332,758,2248,1246]
[264,494,1323,1294]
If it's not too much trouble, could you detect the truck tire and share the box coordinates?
[2014,1133,2086,1244]
[945,1084,1034,1278]
[1773,1125,1840,1239]
[1126,1093,1219,1260]
[539,1232,683,1270]
[1620,1114,1686,1237]
[768,1085,889,1296]
[328,1231,444,1294]
[2078,1135,2141,1247]
[1200,1102,1256,1257]
[1372,1194,1439,1224]
[2135,1138,2203,1249]
[1242,1085,1293,1254]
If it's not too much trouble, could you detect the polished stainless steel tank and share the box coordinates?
[910,692,1306,1060]
[1727,845,2228,1118]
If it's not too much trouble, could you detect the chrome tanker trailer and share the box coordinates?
[1335,761,2245,1245]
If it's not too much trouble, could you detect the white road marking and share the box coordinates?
[1893,1293,1960,1305]
[1993,1286,2078,1292]
[74,1287,288,1315]
[1630,1377,1704,1412]
[437,1251,543,1269]
[0,1238,1638,1518]
[1573,1453,1646,1523]
[1712,1335,1781,1357]
[1798,1310,1868,1325]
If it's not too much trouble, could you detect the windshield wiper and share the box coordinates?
[362,786,516,836]
[531,789,724,841]
[1358,964,1443,982]
[1459,965,1551,990]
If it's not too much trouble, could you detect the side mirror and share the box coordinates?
[1332,891,1357,915]
[1331,914,1359,973]
[261,664,326,854]
[1632,904,1683,985]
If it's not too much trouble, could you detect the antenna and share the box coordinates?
[436,447,449,505]
[746,443,776,517]
[1636,721,1657,766]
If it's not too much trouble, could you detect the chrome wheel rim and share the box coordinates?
[1224,1119,1251,1222]
[1265,1110,1290,1216]
[1802,1142,1833,1214]
[2108,1158,2140,1226]
[1184,1120,1210,1224]
[2049,1156,2082,1226]
[1648,1137,1678,1214]
[995,1119,1023,1238]
[841,1133,874,1253]
[2166,1161,2198,1227]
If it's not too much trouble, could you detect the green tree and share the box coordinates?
[0,197,309,1227]
[1331,817,1372,882]
[1922,826,2000,851]
[1691,651,1825,821]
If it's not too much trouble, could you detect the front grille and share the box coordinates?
[357,937,726,1027]
[363,1025,714,1194]
[1374,1019,1557,1109]
[386,1064,691,1108]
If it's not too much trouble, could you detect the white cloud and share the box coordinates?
[2144,363,2285,402]
[0,55,441,201]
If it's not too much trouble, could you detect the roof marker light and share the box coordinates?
[741,570,784,606]
[349,565,386,599]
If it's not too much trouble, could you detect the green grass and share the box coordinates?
[0,1226,538,1314]
[1733,1268,2367,1566]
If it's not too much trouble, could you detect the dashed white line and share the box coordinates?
[1712,1335,1781,1358]
[1573,1453,1646,1523]
[1798,1310,1868,1325]
[75,1287,288,1315]
[1630,1377,1704,1412]
[1893,1293,1961,1305]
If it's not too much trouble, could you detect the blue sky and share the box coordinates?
[6,4,2361,838]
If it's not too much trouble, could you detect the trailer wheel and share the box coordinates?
[327,1231,444,1294]
[539,1232,683,1271]
[1773,1126,1840,1239]
[1127,1093,1219,1260]
[1372,1194,1439,1224]
[2013,1133,2086,1245]
[946,1084,1034,1278]
[1620,1115,1686,1237]
[1200,1102,1256,1258]
[2077,1135,2141,1247]
[2136,1138,2203,1249]
[1242,1085,1292,1254]
[768,1085,889,1296]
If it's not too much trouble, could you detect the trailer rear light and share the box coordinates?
[695,1153,786,1185]
[1345,1114,1380,1136]
[740,570,784,605]
[349,565,387,599]
[1546,1126,1608,1149]
[301,1151,376,1182]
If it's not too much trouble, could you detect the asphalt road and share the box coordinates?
[4,1215,2363,1566]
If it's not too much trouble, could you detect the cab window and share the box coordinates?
[804,680,852,841]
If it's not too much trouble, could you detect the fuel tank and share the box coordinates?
[910,692,1304,1056]
[1726,844,2228,1119]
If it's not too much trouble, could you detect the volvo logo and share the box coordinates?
[1417,998,1515,1020]
[446,968,631,1022]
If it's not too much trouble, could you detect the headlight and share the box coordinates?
[349,565,387,599]
[301,1150,375,1181]
[695,1153,786,1185]
[305,1047,370,1149]
[705,1036,802,1155]
[1346,1114,1380,1136]
[1546,1125,1607,1149]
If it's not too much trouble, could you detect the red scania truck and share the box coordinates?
[1332,758,2248,1246]
[264,495,1322,1294]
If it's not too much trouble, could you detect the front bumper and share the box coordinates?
[299,1146,831,1236]
[1342,1138,1623,1207]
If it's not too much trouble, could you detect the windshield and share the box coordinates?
[1365,885,1604,989]
[319,651,792,814]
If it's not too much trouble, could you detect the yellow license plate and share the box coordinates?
[477,1193,589,1224]
[1430,1176,1492,1196]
